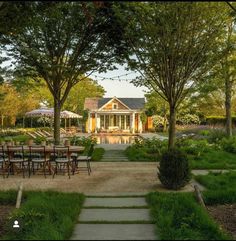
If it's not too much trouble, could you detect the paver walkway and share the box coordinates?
[70,196,157,240]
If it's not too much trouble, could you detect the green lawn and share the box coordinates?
[195,171,236,205]
[1,191,85,240]
[147,192,231,240]
[190,149,236,169]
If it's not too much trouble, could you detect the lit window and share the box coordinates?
[113,103,118,109]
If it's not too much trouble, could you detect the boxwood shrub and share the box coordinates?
[158,148,191,190]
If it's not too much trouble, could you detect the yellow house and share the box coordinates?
[84,97,153,133]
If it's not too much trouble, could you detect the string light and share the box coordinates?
[91,72,138,82]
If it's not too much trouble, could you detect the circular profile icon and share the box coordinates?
[13,220,20,228]
[9,218,23,233]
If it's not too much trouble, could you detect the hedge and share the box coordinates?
[206,116,236,126]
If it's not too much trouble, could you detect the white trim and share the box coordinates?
[132,112,135,133]
[98,97,131,111]
[112,103,118,110]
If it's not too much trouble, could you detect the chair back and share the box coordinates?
[29,145,46,161]
[87,144,94,157]
[7,145,24,161]
[0,145,5,162]
[53,146,69,161]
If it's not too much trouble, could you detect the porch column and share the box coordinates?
[95,112,98,133]
[87,112,91,133]
[132,112,135,133]
[124,115,127,129]
[89,113,93,133]
[138,113,142,133]
[119,115,121,129]
[97,114,100,130]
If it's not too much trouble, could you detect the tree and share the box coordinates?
[63,78,105,113]
[193,10,236,134]
[145,91,168,132]
[0,2,34,80]
[0,83,21,127]
[219,15,236,136]
[115,2,227,148]
[3,2,123,144]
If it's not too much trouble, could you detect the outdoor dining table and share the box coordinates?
[4,145,85,176]
[5,145,85,155]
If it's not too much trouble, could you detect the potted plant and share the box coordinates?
[28,139,34,146]
[64,139,70,146]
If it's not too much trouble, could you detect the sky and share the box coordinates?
[90,64,149,98]
[1,54,149,98]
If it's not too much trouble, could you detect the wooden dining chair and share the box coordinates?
[7,145,29,178]
[75,144,94,175]
[52,146,73,179]
[29,145,49,178]
[0,145,7,178]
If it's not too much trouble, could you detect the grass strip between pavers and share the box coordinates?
[85,195,146,198]
[83,206,149,209]
[78,220,155,224]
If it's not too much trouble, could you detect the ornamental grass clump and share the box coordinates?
[220,136,236,154]
[158,148,191,190]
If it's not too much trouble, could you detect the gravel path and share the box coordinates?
[0,162,195,194]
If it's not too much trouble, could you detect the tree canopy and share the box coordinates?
[2,2,124,143]
[114,2,228,148]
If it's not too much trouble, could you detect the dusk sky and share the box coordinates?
[90,64,149,98]
[1,56,148,98]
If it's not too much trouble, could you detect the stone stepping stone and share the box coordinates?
[78,209,151,222]
[70,224,157,240]
[84,197,147,207]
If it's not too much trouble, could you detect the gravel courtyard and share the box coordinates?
[0,162,194,195]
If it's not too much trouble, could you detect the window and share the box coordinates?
[100,115,104,128]
[113,103,118,109]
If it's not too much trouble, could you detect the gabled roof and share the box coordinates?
[84,98,99,110]
[84,97,145,110]
[98,97,131,110]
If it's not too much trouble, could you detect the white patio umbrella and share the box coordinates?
[60,110,82,119]
[60,110,82,129]
[25,108,82,128]
[25,108,54,127]
[25,108,54,117]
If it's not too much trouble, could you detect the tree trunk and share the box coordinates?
[168,105,176,149]
[163,103,168,132]
[1,115,4,128]
[54,99,61,145]
[225,78,232,137]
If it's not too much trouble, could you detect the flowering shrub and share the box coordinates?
[126,137,168,161]
[152,115,168,131]
[176,139,210,156]
[177,114,200,125]
[70,136,97,147]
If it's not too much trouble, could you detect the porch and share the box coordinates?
[87,112,143,133]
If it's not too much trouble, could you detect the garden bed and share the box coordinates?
[0,205,14,237]
[207,204,236,239]
[1,191,85,240]
[147,192,230,240]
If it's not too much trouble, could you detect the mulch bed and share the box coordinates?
[0,205,15,237]
[207,204,236,239]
